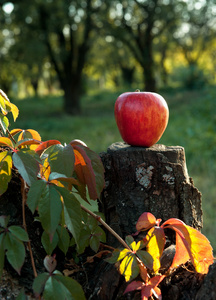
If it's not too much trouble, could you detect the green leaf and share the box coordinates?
[106,248,131,264]
[43,276,73,300]
[0,215,10,228]
[26,179,47,213]
[125,235,135,248]
[55,187,82,246]
[49,172,67,181]
[90,235,100,253]
[75,227,91,254]
[54,274,86,300]
[33,272,50,296]
[41,231,59,255]
[119,253,139,282]
[0,151,12,196]
[16,288,28,300]
[48,144,75,178]
[56,226,70,255]
[0,113,9,133]
[93,226,106,243]
[4,232,25,274]
[13,150,40,186]
[136,250,154,270]
[0,234,5,279]
[8,226,29,242]
[38,185,62,239]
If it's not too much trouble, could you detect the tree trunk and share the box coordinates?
[63,79,81,115]
[143,63,156,92]
[142,38,156,92]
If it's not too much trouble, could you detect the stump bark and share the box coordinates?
[99,142,203,245]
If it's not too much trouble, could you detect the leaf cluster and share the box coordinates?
[107,212,214,299]
[0,90,106,299]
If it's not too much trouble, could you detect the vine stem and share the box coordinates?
[80,204,131,251]
[6,128,16,144]
[80,204,151,281]
[21,178,38,278]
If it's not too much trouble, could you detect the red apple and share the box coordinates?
[114,91,169,147]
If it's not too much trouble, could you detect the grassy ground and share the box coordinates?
[11,87,216,250]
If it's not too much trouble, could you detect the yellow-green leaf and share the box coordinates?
[146,227,165,272]
[0,114,9,133]
[0,137,14,149]
[119,253,139,282]
[9,102,19,121]
[0,151,12,195]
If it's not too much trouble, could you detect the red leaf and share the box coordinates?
[141,285,152,300]
[139,264,148,282]
[136,212,157,231]
[124,281,144,294]
[72,145,99,200]
[70,139,87,147]
[149,275,165,288]
[35,140,61,156]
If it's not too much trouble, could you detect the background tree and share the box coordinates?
[104,0,184,91]
[173,0,216,89]
[7,0,104,114]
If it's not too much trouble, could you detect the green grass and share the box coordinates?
[11,87,216,250]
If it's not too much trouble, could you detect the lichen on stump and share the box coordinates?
[100,142,203,245]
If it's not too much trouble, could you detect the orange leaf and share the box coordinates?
[146,227,165,272]
[185,225,214,274]
[10,128,23,136]
[136,212,157,231]
[169,232,190,270]
[17,129,41,142]
[35,140,61,156]
[16,139,41,149]
[162,219,214,274]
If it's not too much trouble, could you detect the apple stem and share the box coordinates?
[135,89,140,92]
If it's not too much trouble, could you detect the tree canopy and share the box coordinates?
[0,0,216,113]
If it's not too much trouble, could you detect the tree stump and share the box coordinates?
[99,142,203,245]
[86,142,206,300]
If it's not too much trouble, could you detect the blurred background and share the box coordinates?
[0,0,216,250]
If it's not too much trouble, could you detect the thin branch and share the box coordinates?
[21,178,38,278]
[80,204,131,251]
